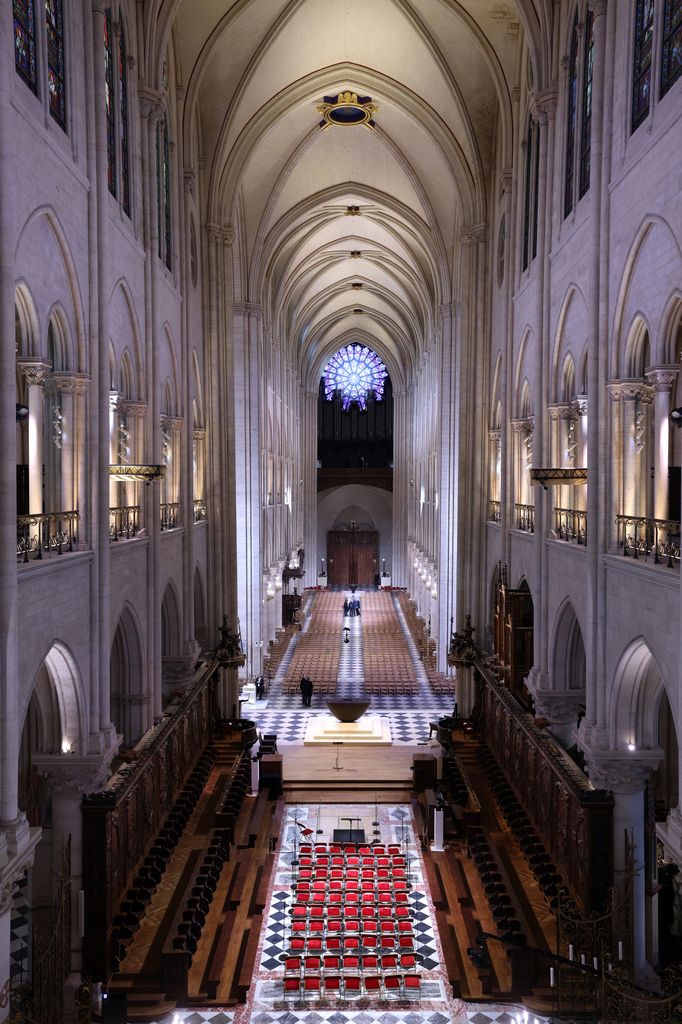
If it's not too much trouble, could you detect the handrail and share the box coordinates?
[193,498,207,522]
[514,502,535,533]
[16,510,79,562]
[160,501,180,530]
[615,514,680,568]
[554,506,587,545]
[109,504,141,541]
[488,499,501,523]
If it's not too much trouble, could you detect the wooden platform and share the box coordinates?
[281,742,422,802]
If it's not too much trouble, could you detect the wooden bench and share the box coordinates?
[204,909,238,999]
[236,914,263,1001]
[435,909,463,998]
[446,847,474,907]
[253,853,275,913]
[234,790,269,848]
[421,853,446,911]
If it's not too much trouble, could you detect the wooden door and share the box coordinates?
[327,530,378,586]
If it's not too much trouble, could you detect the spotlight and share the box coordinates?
[16,404,29,421]
[671,408,682,426]
[627,742,636,752]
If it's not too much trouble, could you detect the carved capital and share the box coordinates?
[161,415,183,434]
[183,169,195,196]
[621,379,655,404]
[458,223,487,245]
[587,0,608,17]
[120,400,147,418]
[532,688,586,724]
[138,85,163,123]
[206,222,234,246]
[109,390,119,412]
[232,302,264,321]
[585,750,662,794]
[572,394,588,416]
[548,402,576,421]
[488,429,502,442]
[645,365,679,393]
[32,753,114,797]
[49,372,91,395]
[18,359,51,387]
[192,428,206,441]
[500,169,513,195]
[511,416,534,433]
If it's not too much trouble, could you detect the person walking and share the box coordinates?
[300,676,307,706]
[305,678,314,707]
[343,598,349,617]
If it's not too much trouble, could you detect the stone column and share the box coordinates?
[586,751,662,979]
[17,361,51,515]
[301,389,318,589]
[529,687,585,748]
[620,382,654,519]
[119,401,147,521]
[645,367,678,524]
[33,755,113,1006]
[572,396,588,513]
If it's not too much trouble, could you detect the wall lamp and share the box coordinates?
[670,408,682,427]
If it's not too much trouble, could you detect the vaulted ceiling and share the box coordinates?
[164,0,542,388]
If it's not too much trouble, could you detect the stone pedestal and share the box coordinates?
[430,806,444,852]
[304,715,391,745]
[317,576,328,588]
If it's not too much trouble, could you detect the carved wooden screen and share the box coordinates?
[327,530,378,585]
[479,666,613,911]
[494,576,534,707]
[82,663,217,980]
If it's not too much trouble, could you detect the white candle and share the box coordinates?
[580,953,586,966]
[568,944,574,961]
[550,967,555,987]
[593,957,598,970]
[618,941,623,961]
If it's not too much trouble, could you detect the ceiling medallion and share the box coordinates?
[318,91,378,129]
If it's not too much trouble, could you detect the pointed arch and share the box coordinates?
[609,637,670,750]
[550,599,586,692]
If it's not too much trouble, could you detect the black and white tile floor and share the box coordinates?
[10,870,30,982]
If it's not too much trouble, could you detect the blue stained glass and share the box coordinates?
[46,0,66,129]
[564,12,579,217]
[104,9,116,196]
[14,0,37,93]
[324,345,388,411]
[632,0,655,131]
[579,9,594,198]
[661,0,682,97]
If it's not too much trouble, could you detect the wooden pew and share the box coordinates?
[236,914,264,1001]
[446,847,474,907]
[204,909,238,999]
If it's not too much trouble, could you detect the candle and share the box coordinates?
[550,967,555,987]
[618,941,623,962]
[580,953,586,966]
[568,944,574,961]
[593,957,598,970]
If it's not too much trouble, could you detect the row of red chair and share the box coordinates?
[287,932,415,952]
[295,879,409,894]
[285,952,417,973]
[284,971,421,999]
[291,914,414,935]
[298,853,407,866]
[300,843,403,854]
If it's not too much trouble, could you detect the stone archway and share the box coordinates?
[110,605,146,747]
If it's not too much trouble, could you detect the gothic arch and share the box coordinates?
[161,579,181,658]
[110,604,146,746]
[550,599,586,691]
[21,641,87,756]
[609,637,670,751]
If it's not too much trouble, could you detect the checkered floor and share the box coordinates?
[10,870,30,981]
[144,1006,548,1023]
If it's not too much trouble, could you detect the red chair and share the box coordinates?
[361,905,376,918]
[326,936,342,951]
[346,878,359,891]
[380,919,395,934]
[327,919,343,935]
[395,892,409,905]
[331,855,344,866]
[358,846,372,855]
[308,919,324,934]
[285,956,301,973]
[314,867,328,879]
[362,918,378,933]
[300,844,313,854]
[342,954,360,971]
[377,893,392,906]
[345,891,360,904]
[295,891,311,905]
[387,845,401,854]
[381,953,398,969]
[289,937,305,952]
[398,935,415,950]
[323,954,340,970]
[373,846,386,855]
[393,867,407,879]
[283,976,301,999]
[344,845,356,854]
[378,905,393,919]
[384,973,402,997]
[404,973,421,998]
[303,975,321,999]
[364,974,382,995]
[377,857,390,867]
[314,844,327,854]
[299,855,313,866]
[361,880,375,891]
[392,856,406,867]
[361,867,375,878]
[327,906,341,920]
[329,844,342,853]
[344,975,361,997]
[309,906,325,920]
[311,892,326,905]
[329,878,343,890]
[361,892,376,906]
[345,918,361,934]
[296,880,311,892]
[363,934,379,950]
[394,879,409,890]
[297,868,313,880]
[400,953,417,969]
[346,868,359,880]
[380,935,396,950]
[377,868,390,880]
[398,920,413,934]
[361,954,379,971]
[304,955,321,972]
[343,936,361,951]
[395,906,410,919]
[328,891,343,904]
[312,879,326,891]
[291,905,307,919]
[324,974,342,995]
[315,854,329,866]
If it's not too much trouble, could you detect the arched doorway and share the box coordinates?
[194,566,207,650]
[327,518,378,586]
[110,605,145,746]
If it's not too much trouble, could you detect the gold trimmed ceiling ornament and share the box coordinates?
[318,92,378,129]
[109,464,166,484]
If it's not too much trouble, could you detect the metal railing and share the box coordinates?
[515,502,535,533]
[160,502,180,531]
[16,510,79,562]
[616,514,681,567]
[193,498,207,522]
[109,505,141,541]
[488,500,501,523]
[555,507,587,545]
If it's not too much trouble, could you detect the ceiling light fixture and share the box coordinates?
[318,91,378,129]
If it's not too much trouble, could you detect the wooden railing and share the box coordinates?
[16,510,79,562]
[160,501,180,530]
[515,502,535,533]
[109,504,141,541]
[554,507,587,545]
[488,499,501,523]
[615,514,680,568]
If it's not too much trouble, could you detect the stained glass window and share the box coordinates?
[45,0,66,128]
[14,0,37,93]
[104,8,116,196]
[531,117,540,261]
[119,23,130,215]
[632,0,655,131]
[522,116,534,271]
[661,0,682,97]
[323,345,387,411]
[564,12,579,217]
[162,117,172,270]
[578,9,594,198]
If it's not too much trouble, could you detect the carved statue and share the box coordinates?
[216,615,243,660]
[448,613,479,667]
